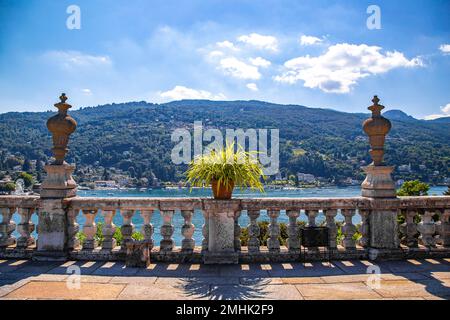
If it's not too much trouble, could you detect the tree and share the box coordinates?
[18,172,34,188]
[0,182,16,194]
[397,180,430,196]
[22,158,32,172]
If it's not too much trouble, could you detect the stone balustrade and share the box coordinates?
[0,195,449,262]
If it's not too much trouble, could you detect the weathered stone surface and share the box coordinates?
[125,241,150,268]
[4,281,124,300]
[361,166,396,198]
[369,210,400,249]
[33,199,68,261]
[296,282,381,299]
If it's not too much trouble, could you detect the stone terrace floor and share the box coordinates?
[0,258,449,300]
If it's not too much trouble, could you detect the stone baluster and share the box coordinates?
[267,209,280,252]
[358,209,370,248]
[101,209,116,251]
[202,210,209,251]
[417,210,436,247]
[16,207,36,248]
[342,209,356,250]
[120,209,136,251]
[0,207,16,247]
[439,209,450,247]
[306,210,318,227]
[286,210,300,252]
[181,210,195,252]
[67,208,80,250]
[234,210,242,251]
[400,210,418,248]
[141,209,154,249]
[160,210,174,251]
[82,209,98,250]
[325,209,338,249]
[247,210,261,253]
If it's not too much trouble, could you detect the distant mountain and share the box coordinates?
[428,116,450,124]
[383,110,417,122]
[0,99,449,183]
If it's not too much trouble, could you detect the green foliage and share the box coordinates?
[76,221,143,247]
[0,182,16,194]
[239,220,362,246]
[0,100,449,183]
[18,172,34,188]
[186,144,265,192]
[397,180,430,196]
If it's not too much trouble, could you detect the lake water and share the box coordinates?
[16,186,447,246]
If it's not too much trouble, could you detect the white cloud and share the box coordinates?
[208,50,224,58]
[439,44,450,54]
[218,57,261,80]
[424,103,450,120]
[246,83,258,91]
[237,33,278,51]
[42,50,112,70]
[300,35,323,46]
[275,43,423,93]
[249,57,271,68]
[216,40,239,51]
[81,88,92,95]
[159,86,226,101]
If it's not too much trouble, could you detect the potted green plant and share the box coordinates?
[185,144,265,199]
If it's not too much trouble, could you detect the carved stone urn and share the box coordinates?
[362,95,391,166]
[361,96,396,198]
[47,93,77,165]
[40,93,77,198]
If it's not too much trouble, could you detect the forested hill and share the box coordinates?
[0,100,449,183]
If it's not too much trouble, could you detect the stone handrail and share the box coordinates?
[1,195,449,263]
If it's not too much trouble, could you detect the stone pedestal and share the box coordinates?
[203,200,240,264]
[125,241,150,268]
[361,165,396,198]
[34,163,77,261]
[40,164,77,198]
[369,209,400,249]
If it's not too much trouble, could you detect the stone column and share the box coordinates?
[203,199,241,264]
[17,207,36,248]
[181,210,195,252]
[101,209,117,251]
[82,209,98,250]
[287,210,300,252]
[34,94,78,261]
[247,210,261,253]
[361,96,400,254]
[0,207,16,248]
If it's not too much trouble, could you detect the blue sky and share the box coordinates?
[0,0,449,118]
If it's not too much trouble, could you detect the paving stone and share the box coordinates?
[423,271,450,280]
[241,277,284,285]
[118,283,210,300]
[281,277,325,284]
[48,261,103,275]
[92,262,139,276]
[219,264,270,278]
[110,276,157,284]
[373,279,450,299]
[267,262,344,277]
[3,281,125,300]
[296,282,382,300]
[209,284,303,300]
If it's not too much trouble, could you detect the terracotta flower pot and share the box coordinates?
[211,179,234,200]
